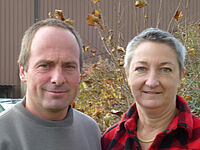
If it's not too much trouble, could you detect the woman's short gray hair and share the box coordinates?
[124,28,186,72]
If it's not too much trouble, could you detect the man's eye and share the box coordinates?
[64,65,76,70]
[161,68,171,72]
[37,64,49,72]
[39,64,48,68]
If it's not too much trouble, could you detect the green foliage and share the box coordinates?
[176,22,200,117]
[75,1,200,133]
[75,57,132,132]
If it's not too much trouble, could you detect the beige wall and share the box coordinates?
[0,0,199,98]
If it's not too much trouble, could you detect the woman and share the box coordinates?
[101,28,200,150]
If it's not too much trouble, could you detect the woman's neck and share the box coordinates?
[136,103,178,150]
[136,102,178,134]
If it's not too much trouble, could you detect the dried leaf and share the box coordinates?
[110,109,123,117]
[108,30,113,33]
[111,48,115,53]
[86,14,100,26]
[183,71,189,76]
[118,58,124,66]
[119,77,123,83]
[188,49,195,56]
[80,73,87,79]
[135,0,148,8]
[83,45,90,52]
[48,12,53,18]
[94,106,102,118]
[71,102,75,108]
[106,35,113,44]
[65,18,74,26]
[93,0,100,4]
[174,10,183,22]
[117,46,125,52]
[54,9,65,21]
[184,96,193,101]
[91,49,96,56]
[108,78,114,83]
[92,64,97,68]
[92,9,101,19]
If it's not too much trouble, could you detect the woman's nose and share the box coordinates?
[145,71,159,88]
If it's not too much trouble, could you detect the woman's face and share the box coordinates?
[127,41,182,109]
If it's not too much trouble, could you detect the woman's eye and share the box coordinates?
[135,67,146,72]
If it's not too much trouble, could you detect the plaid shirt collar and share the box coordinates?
[119,95,193,138]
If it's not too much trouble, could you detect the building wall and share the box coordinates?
[0,0,199,98]
[0,0,34,97]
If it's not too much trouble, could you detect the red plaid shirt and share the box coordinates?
[102,95,200,150]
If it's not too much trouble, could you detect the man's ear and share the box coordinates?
[19,64,27,82]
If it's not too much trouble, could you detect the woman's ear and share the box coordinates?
[180,69,185,80]
[19,64,27,82]
[125,67,130,86]
[125,67,129,78]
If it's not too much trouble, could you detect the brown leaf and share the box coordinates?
[183,71,189,76]
[135,0,148,8]
[111,48,115,53]
[93,0,100,4]
[83,45,90,52]
[65,18,74,26]
[48,12,53,18]
[71,102,75,108]
[117,46,125,52]
[108,78,114,83]
[92,9,101,19]
[184,96,193,101]
[119,77,123,83]
[92,64,97,68]
[118,58,124,66]
[174,10,183,22]
[94,106,102,118]
[91,49,96,56]
[86,14,100,26]
[110,109,123,117]
[188,49,195,56]
[54,9,65,21]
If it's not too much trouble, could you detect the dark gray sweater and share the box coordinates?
[0,100,101,150]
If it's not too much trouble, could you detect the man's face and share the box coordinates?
[19,26,80,120]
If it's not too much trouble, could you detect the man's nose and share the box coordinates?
[50,67,66,86]
[145,71,159,88]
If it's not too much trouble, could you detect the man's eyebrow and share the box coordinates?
[36,60,53,64]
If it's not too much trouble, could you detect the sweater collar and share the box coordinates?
[15,98,74,127]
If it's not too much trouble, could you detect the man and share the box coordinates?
[0,18,101,150]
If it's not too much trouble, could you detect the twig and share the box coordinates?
[167,0,182,31]
[156,0,163,28]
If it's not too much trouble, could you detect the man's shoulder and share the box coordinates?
[72,108,101,137]
[73,108,98,125]
[0,105,15,120]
